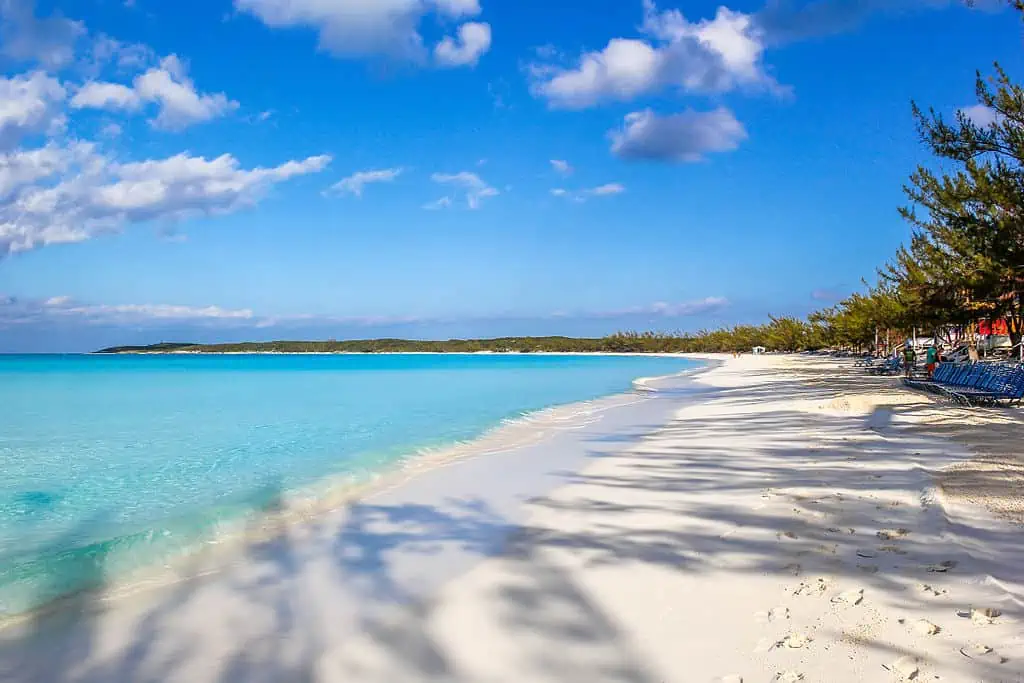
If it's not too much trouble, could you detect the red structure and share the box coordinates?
[978,319,1010,335]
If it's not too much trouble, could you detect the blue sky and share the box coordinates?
[0,0,1019,351]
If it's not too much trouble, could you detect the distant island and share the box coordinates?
[96,336,658,355]
[93,320,831,356]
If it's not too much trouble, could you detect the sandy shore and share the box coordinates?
[2,354,1022,682]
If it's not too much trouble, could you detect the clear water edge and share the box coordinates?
[0,353,701,622]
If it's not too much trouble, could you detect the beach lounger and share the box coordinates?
[905,361,1024,406]
[869,357,901,375]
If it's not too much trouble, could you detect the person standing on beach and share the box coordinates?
[903,342,917,378]
[925,343,939,378]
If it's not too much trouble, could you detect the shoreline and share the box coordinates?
[86,351,704,357]
[0,358,714,630]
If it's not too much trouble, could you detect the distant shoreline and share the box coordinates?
[91,336,706,356]
[95,350,696,357]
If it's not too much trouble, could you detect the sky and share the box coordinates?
[0,0,1020,352]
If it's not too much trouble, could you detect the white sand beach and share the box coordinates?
[2,354,1022,682]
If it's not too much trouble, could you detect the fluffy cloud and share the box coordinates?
[434,21,492,67]
[0,142,85,199]
[68,56,237,130]
[0,0,85,69]
[0,71,66,150]
[960,104,999,128]
[328,168,404,197]
[430,171,498,208]
[70,81,141,111]
[135,56,238,130]
[88,34,157,74]
[610,108,747,162]
[530,1,777,109]
[0,145,331,255]
[235,0,490,66]
[550,159,572,175]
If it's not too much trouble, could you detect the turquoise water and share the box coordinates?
[0,353,698,616]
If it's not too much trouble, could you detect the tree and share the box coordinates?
[898,58,1024,354]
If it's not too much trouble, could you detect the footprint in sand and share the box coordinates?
[773,633,812,650]
[778,531,799,540]
[885,655,920,680]
[924,560,958,573]
[916,583,948,598]
[877,528,910,541]
[960,643,1009,663]
[831,588,864,606]
[774,672,804,682]
[793,578,831,596]
[878,545,908,555]
[913,619,941,635]
[959,607,1002,625]
[755,607,791,625]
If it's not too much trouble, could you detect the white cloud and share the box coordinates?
[590,182,625,196]
[594,296,729,318]
[0,0,85,69]
[551,182,625,202]
[431,171,499,209]
[550,159,572,175]
[328,167,403,197]
[0,295,256,327]
[960,104,999,128]
[0,143,72,199]
[0,145,331,255]
[134,55,238,130]
[610,107,747,162]
[0,71,66,151]
[434,21,491,67]
[422,196,453,210]
[70,81,141,111]
[530,1,776,109]
[88,34,156,73]
[235,0,488,66]
[67,56,237,129]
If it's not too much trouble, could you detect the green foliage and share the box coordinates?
[893,60,1024,346]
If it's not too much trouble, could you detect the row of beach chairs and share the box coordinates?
[903,362,1024,406]
[861,356,902,375]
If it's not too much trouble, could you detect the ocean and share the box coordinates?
[0,353,699,617]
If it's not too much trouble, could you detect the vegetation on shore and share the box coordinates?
[94,319,822,356]
[806,4,1024,355]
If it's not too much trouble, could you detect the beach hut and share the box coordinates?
[752,346,766,356]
